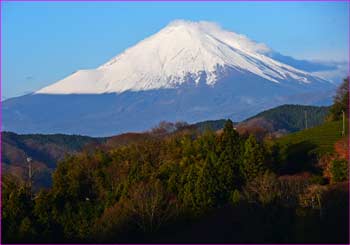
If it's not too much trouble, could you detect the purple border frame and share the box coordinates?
[0,0,349,245]
[1,0,349,1]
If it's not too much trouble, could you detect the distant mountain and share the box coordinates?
[265,52,348,84]
[3,20,335,136]
[265,52,337,72]
[34,20,331,95]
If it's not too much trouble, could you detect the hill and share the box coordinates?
[0,104,333,188]
[244,104,330,132]
[276,119,348,155]
[3,116,348,244]
[1,131,162,188]
[1,132,104,189]
[272,119,348,175]
[192,119,229,132]
[193,104,330,136]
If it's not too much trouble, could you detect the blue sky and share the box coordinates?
[2,1,349,99]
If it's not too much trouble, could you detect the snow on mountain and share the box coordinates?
[36,20,330,95]
[4,20,336,136]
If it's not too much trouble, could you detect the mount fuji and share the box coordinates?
[3,20,335,136]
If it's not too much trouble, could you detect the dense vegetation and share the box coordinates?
[2,78,349,243]
[2,118,348,243]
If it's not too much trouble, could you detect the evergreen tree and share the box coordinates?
[219,119,241,155]
[196,129,217,160]
[217,119,244,190]
[242,135,266,181]
[182,164,199,210]
[195,153,219,210]
[216,152,235,201]
[328,77,349,121]
[2,176,35,242]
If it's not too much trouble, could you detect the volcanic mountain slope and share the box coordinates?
[3,20,334,136]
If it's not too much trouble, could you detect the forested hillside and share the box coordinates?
[193,119,229,132]
[194,104,329,135]
[2,104,328,189]
[1,132,104,188]
[245,104,330,132]
[2,118,349,243]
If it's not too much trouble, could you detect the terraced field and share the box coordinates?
[277,120,348,155]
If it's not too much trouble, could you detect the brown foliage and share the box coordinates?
[334,138,349,160]
[93,199,133,241]
[245,172,313,207]
[126,179,177,233]
[299,184,327,210]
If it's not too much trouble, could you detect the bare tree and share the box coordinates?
[126,179,176,233]
[299,184,327,218]
[244,171,279,205]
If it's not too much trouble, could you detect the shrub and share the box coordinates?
[330,159,349,183]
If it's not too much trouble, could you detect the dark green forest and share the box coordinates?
[193,104,329,133]
[2,78,349,243]
[245,104,330,132]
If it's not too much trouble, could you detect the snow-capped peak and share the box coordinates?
[36,20,327,95]
[165,20,271,54]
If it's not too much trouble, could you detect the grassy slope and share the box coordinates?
[276,120,348,155]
